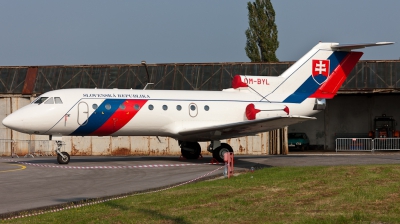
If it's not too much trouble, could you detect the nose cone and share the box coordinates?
[3,114,14,128]
[3,105,58,135]
[2,113,27,133]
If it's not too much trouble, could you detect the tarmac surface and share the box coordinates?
[1,152,400,216]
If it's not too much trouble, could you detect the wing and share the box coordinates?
[177,115,316,141]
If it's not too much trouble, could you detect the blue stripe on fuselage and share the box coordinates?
[71,99,125,136]
[283,51,349,103]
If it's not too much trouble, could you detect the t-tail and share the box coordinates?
[232,42,394,103]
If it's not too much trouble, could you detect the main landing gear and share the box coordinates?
[55,140,70,164]
[179,141,201,160]
[179,140,233,162]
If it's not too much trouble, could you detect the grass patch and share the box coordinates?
[4,164,400,223]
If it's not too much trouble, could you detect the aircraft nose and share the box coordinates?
[2,114,25,132]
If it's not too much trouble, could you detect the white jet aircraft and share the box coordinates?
[2,42,393,164]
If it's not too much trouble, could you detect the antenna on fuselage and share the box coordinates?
[141,60,154,90]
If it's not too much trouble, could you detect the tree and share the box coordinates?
[245,0,279,62]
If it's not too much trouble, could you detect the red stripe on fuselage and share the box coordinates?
[310,52,363,99]
[91,99,148,136]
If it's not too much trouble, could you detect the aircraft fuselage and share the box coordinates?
[5,88,316,142]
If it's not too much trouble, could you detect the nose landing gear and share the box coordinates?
[55,140,70,164]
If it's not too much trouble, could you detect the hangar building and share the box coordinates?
[0,60,399,156]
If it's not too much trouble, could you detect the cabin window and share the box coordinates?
[92,104,98,109]
[163,105,168,111]
[204,105,209,111]
[33,97,48,104]
[119,104,126,110]
[190,105,196,111]
[54,97,63,104]
[134,104,140,110]
[148,104,154,110]
[176,105,182,111]
[105,104,111,110]
[44,97,54,104]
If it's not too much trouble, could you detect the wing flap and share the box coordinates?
[178,115,315,141]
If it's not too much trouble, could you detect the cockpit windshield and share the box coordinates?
[32,97,63,105]
[33,97,49,105]
[55,97,63,104]
[45,97,54,104]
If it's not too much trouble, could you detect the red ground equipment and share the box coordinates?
[368,114,400,138]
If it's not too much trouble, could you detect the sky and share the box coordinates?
[0,0,399,66]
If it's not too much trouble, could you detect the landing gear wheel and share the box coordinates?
[180,142,201,159]
[57,152,70,164]
[213,143,233,162]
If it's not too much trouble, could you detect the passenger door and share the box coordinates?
[77,102,89,126]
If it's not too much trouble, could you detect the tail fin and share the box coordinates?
[282,48,363,103]
[233,42,393,103]
[309,51,362,99]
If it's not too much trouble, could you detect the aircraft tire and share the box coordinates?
[57,152,70,164]
[180,142,201,159]
[213,143,233,162]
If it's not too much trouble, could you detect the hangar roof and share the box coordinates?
[0,60,398,95]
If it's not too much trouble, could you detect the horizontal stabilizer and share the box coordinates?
[332,42,394,51]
